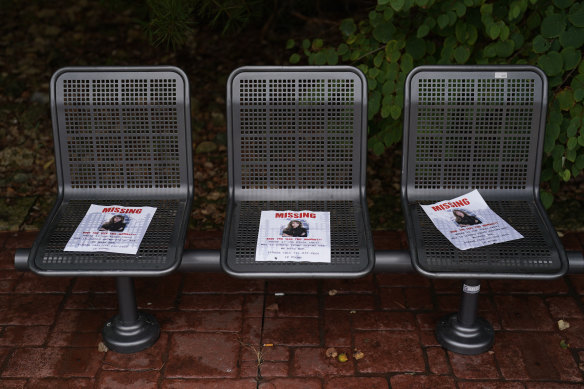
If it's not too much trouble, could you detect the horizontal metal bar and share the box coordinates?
[179,250,221,272]
[14,248,584,276]
[14,249,30,271]
[568,251,584,274]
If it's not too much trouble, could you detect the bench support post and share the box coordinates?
[102,277,160,354]
[435,279,494,355]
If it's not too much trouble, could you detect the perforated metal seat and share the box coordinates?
[28,67,193,277]
[402,65,570,355]
[402,66,567,279]
[221,66,374,278]
[25,67,193,354]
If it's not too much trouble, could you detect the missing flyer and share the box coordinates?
[64,204,156,254]
[255,210,331,263]
[420,190,523,250]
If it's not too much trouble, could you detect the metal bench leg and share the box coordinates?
[435,279,494,355]
[102,277,160,354]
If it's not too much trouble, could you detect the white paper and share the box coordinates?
[64,204,156,254]
[255,210,331,263]
[420,190,523,250]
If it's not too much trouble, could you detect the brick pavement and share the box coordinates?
[1,230,584,388]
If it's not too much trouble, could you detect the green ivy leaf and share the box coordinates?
[453,1,466,17]
[390,105,402,119]
[480,3,493,15]
[289,53,301,64]
[379,0,391,4]
[373,139,385,155]
[326,48,339,65]
[575,89,584,102]
[567,148,578,162]
[437,14,449,29]
[369,90,381,120]
[541,191,554,209]
[487,23,501,39]
[562,168,571,181]
[417,24,430,38]
[533,35,551,53]
[561,47,582,69]
[567,117,581,137]
[454,45,471,63]
[385,40,402,62]
[390,0,405,11]
[302,39,310,49]
[560,27,584,48]
[568,4,584,27]
[373,21,396,42]
[337,43,349,56]
[538,51,564,76]
[340,19,357,36]
[400,53,414,73]
[553,0,574,9]
[541,14,567,38]
[467,25,478,45]
[567,137,579,150]
[381,104,391,118]
[556,88,575,110]
[509,3,521,20]
[312,38,324,50]
[286,39,295,49]
[313,51,327,65]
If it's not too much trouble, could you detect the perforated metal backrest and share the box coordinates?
[402,66,547,201]
[51,67,192,199]
[227,67,367,200]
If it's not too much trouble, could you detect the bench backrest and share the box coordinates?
[227,66,368,201]
[51,67,192,200]
[402,66,548,202]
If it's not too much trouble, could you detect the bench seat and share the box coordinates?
[33,199,189,274]
[222,199,373,276]
[408,199,564,276]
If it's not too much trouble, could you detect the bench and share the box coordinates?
[13,65,584,356]
[20,66,193,353]
[401,65,569,354]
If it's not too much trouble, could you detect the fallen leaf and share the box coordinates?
[325,347,338,358]
[560,339,570,349]
[353,350,364,360]
[328,289,337,296]
[558,319,570,331]
[337,353,348,363]
[98,342,108,352]
[266,303,279,311]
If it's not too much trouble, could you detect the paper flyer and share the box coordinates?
[420,190,523,250]
[64,204,157,254]
[255,210,331,263]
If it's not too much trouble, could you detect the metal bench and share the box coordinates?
[401,65,569,354]
[24,66,193,353]
[221,66,375,278]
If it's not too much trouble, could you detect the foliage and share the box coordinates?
[288,0,584,207]
[145,0,264,48]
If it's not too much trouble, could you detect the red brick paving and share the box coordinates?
[0,230,583,388]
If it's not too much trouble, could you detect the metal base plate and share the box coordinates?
[435,313,494,355]
[102,311,160,354]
